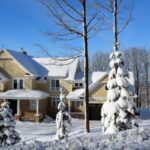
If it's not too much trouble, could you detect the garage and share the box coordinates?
[89,104,103,120]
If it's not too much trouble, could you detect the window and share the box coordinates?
[30,100,36,111]
[13,79,24,89]
[74,82,83,88]
[51,79,60,90]
[75,101,83,108]
[51,97,60,108]
[104,84,108,91]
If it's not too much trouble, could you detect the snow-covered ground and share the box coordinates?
[3,110,150,150]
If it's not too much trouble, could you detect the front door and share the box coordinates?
[8,99,17,115]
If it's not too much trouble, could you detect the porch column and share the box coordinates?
[36,99,39,115]
[15,99,21,121]
[34,99,41,122]
[68,100,71,113]
[17,99,20,115]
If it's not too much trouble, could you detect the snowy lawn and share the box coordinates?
[16,116,102,143]
[3,110,150,149]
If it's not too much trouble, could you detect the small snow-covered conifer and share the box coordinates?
[55,88,71,141]
[0,102,20,147]
[101,45,139,134]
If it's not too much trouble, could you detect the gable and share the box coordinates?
[0,50,26,78]
[6,49,48,77]
[90,76,108,97]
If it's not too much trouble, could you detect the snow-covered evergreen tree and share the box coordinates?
[55,88,71,141]
[101,47,139,134]
[0,102,20,147]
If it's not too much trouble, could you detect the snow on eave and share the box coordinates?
[0,89,49,100]
[67,89,84,101]
[89,72,108,93]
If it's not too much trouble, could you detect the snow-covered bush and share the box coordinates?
[0,102,20,147]
[101,49,139,134]
[55,88,71,141]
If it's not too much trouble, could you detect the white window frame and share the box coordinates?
[50,79,60,91]
[51,96,60,108]
[12,78,24,89]
[30,100,36,111]
[74,101,83,108]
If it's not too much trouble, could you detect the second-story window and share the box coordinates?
[74,82,83,88]
[13,79,24,89]
[51,79,60,90]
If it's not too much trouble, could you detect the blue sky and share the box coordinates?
[0,0,149,57]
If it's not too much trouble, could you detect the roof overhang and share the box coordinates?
[0,89,49,100]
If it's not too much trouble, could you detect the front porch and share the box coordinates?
[0,89,49,122]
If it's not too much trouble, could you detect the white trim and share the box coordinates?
[50,79,60,91]
[36,99,39,115]
[16,99,20,115]
[30,79,32,89]
[51,96,60,108]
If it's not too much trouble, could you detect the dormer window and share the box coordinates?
[73,82,83,90]
[74,82,83,88]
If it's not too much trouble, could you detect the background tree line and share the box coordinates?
[90,47,150,108]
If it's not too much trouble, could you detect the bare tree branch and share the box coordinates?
[62,0,83,18]
[56,0,83,22]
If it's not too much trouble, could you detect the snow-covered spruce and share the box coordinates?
[101,49,139,134]
[55,88,71,141]
[0,102,20,147]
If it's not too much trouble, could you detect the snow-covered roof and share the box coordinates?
[0,89,49,100]
[67,71,135,100]
[68,72,108,100]
[67,89,84,101]
[0,72,8,83]
[5,49,48,77]
[33,57,79,80]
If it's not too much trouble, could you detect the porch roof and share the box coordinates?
[0,89,49,100]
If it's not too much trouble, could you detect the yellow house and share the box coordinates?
[0,48,135,121]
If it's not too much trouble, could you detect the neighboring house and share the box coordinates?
[0,48,136,121]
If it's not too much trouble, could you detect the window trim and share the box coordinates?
[51,96,60,108]
[74,101,83,108]
[50,79,60,91]
[12,78,24,89]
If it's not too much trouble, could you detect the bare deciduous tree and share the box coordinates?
[123,48,145,108]
[91,51,109,71]
[38,0,105,133]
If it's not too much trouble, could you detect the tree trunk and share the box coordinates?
[146,68,149,107]
[82,0,90,133]
[113,0,118,51]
